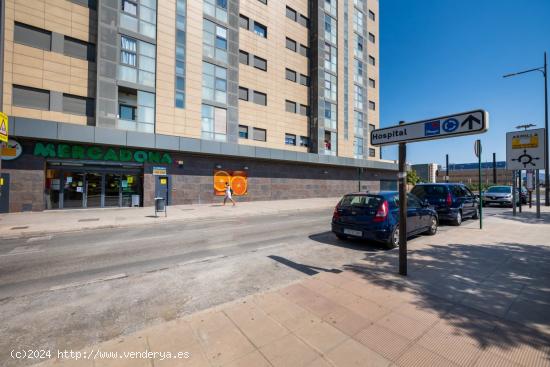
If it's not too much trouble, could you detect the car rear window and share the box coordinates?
[411,185,447,199]
[339,195,383,208]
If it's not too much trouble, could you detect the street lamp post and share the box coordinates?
[503,52,549,206]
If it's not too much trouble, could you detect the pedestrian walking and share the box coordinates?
[223,182,236,206]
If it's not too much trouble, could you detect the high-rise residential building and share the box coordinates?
[0,0,395,212]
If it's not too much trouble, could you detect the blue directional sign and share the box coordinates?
[424,121,441,136]
[442,118,459,133]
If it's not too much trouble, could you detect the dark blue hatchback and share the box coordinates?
[331,191,438,249]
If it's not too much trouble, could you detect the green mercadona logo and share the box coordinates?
[33,142,173,164]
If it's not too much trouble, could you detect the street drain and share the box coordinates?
[11,226,28,230]
[78,218,100,222]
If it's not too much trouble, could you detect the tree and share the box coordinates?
[407,169,422,185]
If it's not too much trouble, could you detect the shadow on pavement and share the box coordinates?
[308,231,386,252]
[493,210,550,224]
[344,242,550,357]
[267,255,342,276]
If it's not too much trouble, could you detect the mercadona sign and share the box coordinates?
[33,142,173,164]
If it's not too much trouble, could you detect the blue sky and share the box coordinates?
[379,0,550,167]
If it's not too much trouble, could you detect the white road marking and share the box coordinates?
[0,246,44,257]
[48,273,128,291]
[26,235,53,243]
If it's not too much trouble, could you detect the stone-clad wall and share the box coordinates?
[4,169,44,212]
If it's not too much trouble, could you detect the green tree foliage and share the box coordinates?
[407,169,422,185]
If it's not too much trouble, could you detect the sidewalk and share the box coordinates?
[37,208,550,367]
[0,197,339,239]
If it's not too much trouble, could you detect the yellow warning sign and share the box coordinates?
[0,112,8,143]
[160,178,167,185]
[512,132,539,149]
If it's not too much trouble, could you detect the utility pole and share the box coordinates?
[492,153,497,184]
[445,154,449,183]
[398,121,407,276]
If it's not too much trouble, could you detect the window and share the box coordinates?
[285,100,296,113]
[12,85,50,110]
[355,34,364,57]
[353,11,364,34]
[368,55,376,66]
[253,56,267,71]
[298,15,309,28]
[70,0,96,8]
[354,0,364,7]
[299,44,309,57]
[299,136,309,147]
[368,10,375,21]
[64,36,95,61]
[324,131,337,154]
[203,19,227,63]
[368,100,376,110]
[239,125,248,139]
[122,0,137,15]
[368,78,375,88]
[369,123,375,133]
[257,0,267,4]
[324,101,336,129]
[286,6,297,21]
[253,22,267,38]
[286,68,297,82]
[239,50,249,65]
[14,22,51,51]
[204,0,227,23]
[63,94,95,117]
[120,36,137,66]
[201,104,227,141]
[354,58,363,84]
[324,73,337,101]
[119,104,137,121]
[299,104,309,116]
[324,43,337,73]
[253,91,267,106]
[324,14,337,44]
[175,0,186,108]
[368,32,375,43]
[202,62,227,104]
[285,134,296,145]
[354,137,364,157]
[324,0,337,17]
[239,14,249,29]
[369,148,376,157]
[299,74,309,86]
[120,0,157,39]
[286,37,297,52]
[238,87,249,101]
[253,127,266,141]
[354,85,364,110]
[355,111,364,134]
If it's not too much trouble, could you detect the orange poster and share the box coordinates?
[214,170,248,196]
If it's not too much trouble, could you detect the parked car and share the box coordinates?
[331,191,438,249]
[481,186,521,207]
[410,183,479,226]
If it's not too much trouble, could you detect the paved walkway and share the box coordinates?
[0,197,339,239]
[36,207,550,367]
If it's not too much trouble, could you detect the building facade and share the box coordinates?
[0,0,395,212]
[411,163,437,183]
[435,162,513,187]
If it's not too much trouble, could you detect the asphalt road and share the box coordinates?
[0,206,505,366]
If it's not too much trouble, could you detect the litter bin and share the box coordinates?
[154,197,166,217]
[131,194,140,207]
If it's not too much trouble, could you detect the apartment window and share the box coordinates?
[324,131,337,154]
[355,34,364,57]
[368,32,375,43]
[285,134,296,145]
[324,14,337,44]
[354,85,364,110]
[299,44,309,57]
[369,123,375,132]
[120,0,156,39]
[119,104,136,121]
[14,22,51,51]
[253,127,266,141]
[298,15,309,28]
[353,11,364,34]
[12,85,50,110]
[286,37,297,52]
[299,74,309,86]
[354,137,364,157]
[368,78,376,88]
[299,104,309,116]
[286,68,297,82]
[238,87,249,101]
[355,111,364,133]
[286,6,297,21]
[354,59,364,84]
[203,19,228,63]
[253,91,267,106]
[64,36,95,61]
[369,148,376,157]
[175,0,186,108]
[368,10,375,21]
[258,0,267,4]
[354,0,364,7]
[253,22,267,38]
[204,0,228,23]
[324,0,337,17]
[201,104,227,141]
[202,62,227,104]
[63,94,95,117]
[70,0,96,8]
[368,55,376,66]
[120,36,137,66]
[324,43,337,73]
[239,125,248,139]
[299,136,309,147]
[369,100,376,110]
[239,50,249,65]
[285,100,296,113]
[324,73,337,101]
[324,101,337,129]
[122,0,137,15]
[253,56,267,71]
[239,14,249,29]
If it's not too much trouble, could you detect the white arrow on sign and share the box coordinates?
[370,109,489,146]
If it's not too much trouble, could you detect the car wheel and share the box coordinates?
[335,233,347,240]
[386,226,399,249]
[452,210,462,226]
[426,216,438,235]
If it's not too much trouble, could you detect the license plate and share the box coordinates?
[343,228,362,237]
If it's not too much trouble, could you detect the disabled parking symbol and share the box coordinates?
[442,118,459,133]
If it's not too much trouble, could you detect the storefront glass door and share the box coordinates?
[63,172,85,208]
[105,174,121,207]
[121,174,141,207]
[86,173,102,208]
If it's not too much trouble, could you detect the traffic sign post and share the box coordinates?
[371,109,489,276]
[475,140,483,229]
[0,112,8,199]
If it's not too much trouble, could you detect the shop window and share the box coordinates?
[12,85,50,110]
[285,133,296,145]
[239,125,248,139]
[253,127,266,141]
[14,22,51,51]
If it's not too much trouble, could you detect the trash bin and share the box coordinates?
[155,197,165,212]
[131,194,140,207]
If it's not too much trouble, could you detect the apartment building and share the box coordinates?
[0,0,396,212]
